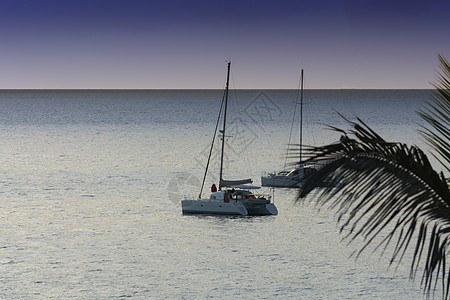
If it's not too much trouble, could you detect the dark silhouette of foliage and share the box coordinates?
[297,55,450,297]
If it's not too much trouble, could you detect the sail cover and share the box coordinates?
[220,179,252,187]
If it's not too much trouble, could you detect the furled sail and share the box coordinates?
[220,179,252,187]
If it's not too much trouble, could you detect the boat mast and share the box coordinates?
[299,69,304,165]
[219,61,231,190]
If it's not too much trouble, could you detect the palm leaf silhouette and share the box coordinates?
[419,54,450,176]
[297,55,450,297]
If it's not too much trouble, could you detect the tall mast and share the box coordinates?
[219,61,231,190]
[299,69,304,165]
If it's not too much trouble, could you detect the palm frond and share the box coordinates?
[419,54,450,175]
[297,119,450,297]
[296,55,450,297]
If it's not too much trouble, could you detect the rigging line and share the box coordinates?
[301,72,318,155]
[283,71,302,170]
[303,83,317,149]
[227,66,252,180]
[230,67,238,109]
[229,66,240,127]
[240,105,253,181]
[231,71,252,180]
[198,86,227,199]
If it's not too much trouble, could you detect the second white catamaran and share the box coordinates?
[261,69,317,188]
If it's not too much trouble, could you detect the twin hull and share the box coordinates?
[181,199,278,216]
[260,176,299,188]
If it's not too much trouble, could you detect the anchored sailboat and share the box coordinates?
[261,69,317,188]
[181,61,278,216]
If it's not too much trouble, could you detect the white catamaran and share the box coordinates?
[261,69,317,188]
[181,61,278,216]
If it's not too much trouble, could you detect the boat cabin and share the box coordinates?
[226,189,256,201]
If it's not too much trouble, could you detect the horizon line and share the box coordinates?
[0,88,434,91]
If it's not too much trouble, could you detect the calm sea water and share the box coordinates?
[0,89,435,299]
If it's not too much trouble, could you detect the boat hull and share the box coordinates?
[245,202,278,216]
[181,198,278,216]
[261,166,319,188]
[261,176,299,188]
[181,199,248,216]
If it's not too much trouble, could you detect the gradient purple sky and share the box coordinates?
[1,0,449,89]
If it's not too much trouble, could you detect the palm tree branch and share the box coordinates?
[418,54,450,175]
[297,119,450,295]
[295,54,450,296]
[419,135,450,174]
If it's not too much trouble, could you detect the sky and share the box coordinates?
[1,0,449,89]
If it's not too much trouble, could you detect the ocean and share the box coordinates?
[0,89,435,298]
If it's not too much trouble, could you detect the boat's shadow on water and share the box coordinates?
[184,213,277,223]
